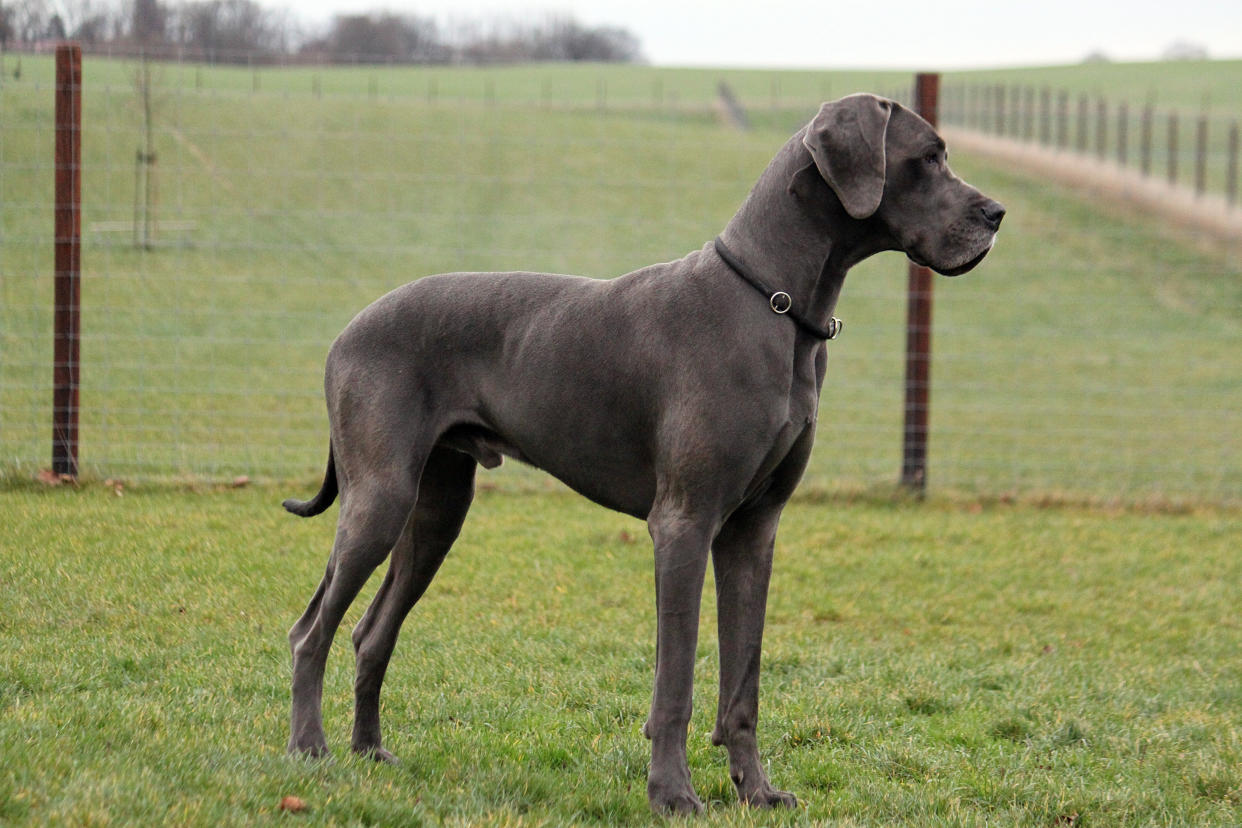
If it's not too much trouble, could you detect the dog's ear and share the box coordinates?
[801,94,892,220]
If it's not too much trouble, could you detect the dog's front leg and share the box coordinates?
[710,503,798,809]
[643,507,712,815]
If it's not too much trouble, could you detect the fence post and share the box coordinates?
[1076,94,1088,152]
[1095,98,1107,160]
[1039,86,1051,146]
[1194,114,1208,197]
[1168,112,1179,185]
[53,43,82,479]
[901,72,939,494]
[1023,86,1035,141]
[1117,102,1129,166]
[1227,121,1239,207]
[1140,105,1153,176]
[1056,90,1068,149]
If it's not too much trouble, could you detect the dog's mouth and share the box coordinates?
[908,235,995,278]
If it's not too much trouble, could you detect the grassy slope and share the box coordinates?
[0,53,910,108]
[945,60,1242,113]
[2,56,1240,503]
[6,52,1237,109]
[940,60,1242,196]
[1,483,1239,825]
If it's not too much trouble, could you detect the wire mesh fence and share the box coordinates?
[2,50,1240,506]
[941,81,1242,206]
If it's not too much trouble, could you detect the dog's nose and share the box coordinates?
[980,200,1006,231]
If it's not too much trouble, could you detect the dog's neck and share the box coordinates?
[718,130,894,337]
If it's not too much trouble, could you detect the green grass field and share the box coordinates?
[4,52,1237,112]
[2,55,1239,504]
[2,483,1240,825]
[2,55,1242,826]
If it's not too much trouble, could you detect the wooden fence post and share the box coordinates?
[901,72,939,494]
[53,43,82,478]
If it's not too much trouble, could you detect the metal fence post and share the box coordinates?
[1039,87,1051,146]
[1140,105,1153,176]
[1227,121,1239,207]
[901,72,939,494]
[1095,98,1107,160]
[1056,90,1068,149]
[1023,86,1035,141]
[53,43,82,478]
[1077,94,1088,152]
[1194,115,1208,197]
[1168,112,1179,185]
[1117,102,1129,166]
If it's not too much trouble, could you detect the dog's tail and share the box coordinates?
[283,443,338,517]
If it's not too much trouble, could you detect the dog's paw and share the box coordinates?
[648,781,705,815]
[287,740,330,760]
[353,744,398,765]
[742,785,798,809]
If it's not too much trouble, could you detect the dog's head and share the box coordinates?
[801,93,1004,276]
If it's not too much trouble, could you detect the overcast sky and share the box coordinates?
[285,0,1242,69]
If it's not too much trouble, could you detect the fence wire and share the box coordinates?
[2,53,1240,506]
[941,82,1241,204]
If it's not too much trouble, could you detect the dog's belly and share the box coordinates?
[440,421,656,518]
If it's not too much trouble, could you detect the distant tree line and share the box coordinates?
[0,0,643,64]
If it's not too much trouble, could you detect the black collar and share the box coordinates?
[713,237,842,341]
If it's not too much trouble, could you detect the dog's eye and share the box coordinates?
[924,153,941,167]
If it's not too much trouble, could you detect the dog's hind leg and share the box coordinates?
[349,446,477,762]
[288,463,422,758]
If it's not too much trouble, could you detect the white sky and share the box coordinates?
[280,0,1242,69]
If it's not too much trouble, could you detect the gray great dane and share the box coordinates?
[283,93,1004,814]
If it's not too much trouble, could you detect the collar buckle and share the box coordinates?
[715,237,843,342]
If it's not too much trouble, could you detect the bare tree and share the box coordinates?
[131,0,165,44]
[171,0,288,62]
[6,0,50,43]
[44,0,114,43]
[448,14,643,64]
[323,12,440,63]
[0,1,640,67]
[70,10,113,42]
[551,19,641,62]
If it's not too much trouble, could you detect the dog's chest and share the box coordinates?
[742,353,821,496]
[786,343,824,427]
